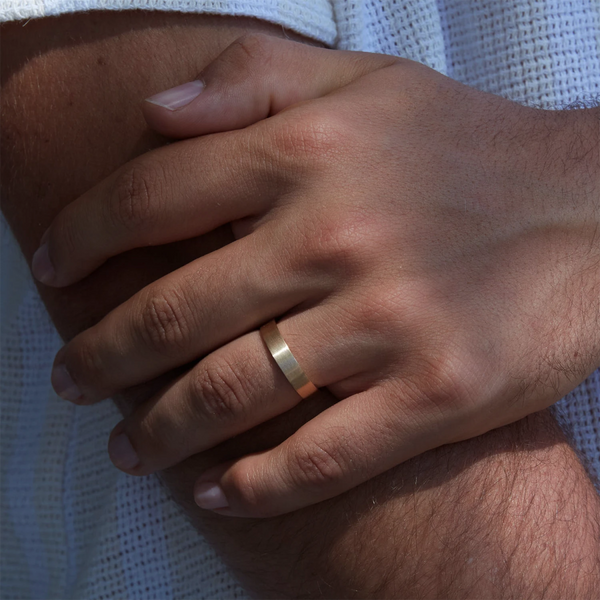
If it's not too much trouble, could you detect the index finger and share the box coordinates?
[31,129,279,287]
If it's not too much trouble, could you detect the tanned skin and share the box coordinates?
[2,12,600,598]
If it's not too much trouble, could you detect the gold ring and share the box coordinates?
[259,320,318,399]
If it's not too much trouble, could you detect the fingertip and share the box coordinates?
[194,481,230,510]
[107,419,169,477]
[141,81,207,139]
[50,347,106,406]
[109,419,125,439]
[145,80,205,111]
[141,101,195,139]
[194,463,250,515]
[51,360,86,404]
[193,457,285,519]
[32,241,56,286]
[31,226,86,288]
[108,428,141,473]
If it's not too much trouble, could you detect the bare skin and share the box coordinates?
[2,12,600,598]
[34,36,600,519]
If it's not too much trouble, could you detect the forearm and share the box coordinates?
[158,405,600,598]
[2,13,600,598]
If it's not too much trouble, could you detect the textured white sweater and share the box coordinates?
[2,1,599,598]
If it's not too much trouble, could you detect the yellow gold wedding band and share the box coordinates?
[259,320,318,399]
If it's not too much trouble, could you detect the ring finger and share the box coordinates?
[52,224,324,403]
[106,306,386,475]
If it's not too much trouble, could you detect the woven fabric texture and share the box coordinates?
[2,1,599,598]
[0,0,337,46]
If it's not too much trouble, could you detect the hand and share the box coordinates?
[33,35,600,517]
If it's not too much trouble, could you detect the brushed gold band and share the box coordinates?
[259,320,318,399]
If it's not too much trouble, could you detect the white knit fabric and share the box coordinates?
[1,1,599,598]
[0,0,337,46]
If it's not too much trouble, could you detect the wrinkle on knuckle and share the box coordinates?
[220,33,274,76]
[249,111,357,187]
[110,162,162,232]
[272,111,353,166]
[235,33,273,62]
[350,288,405,335]
[295,209,376,277]
[288,438,346,488]
[191,358,249,424]
[138,286,191,354]
[416,349,479,416]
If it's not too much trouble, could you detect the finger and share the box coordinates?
[106,307,373,475]
[105,299,394,474]
[32,131,277,287]
[191,383,469,518]
[32,38,398,288]
[51,227,317,403]
[142,33,398,139]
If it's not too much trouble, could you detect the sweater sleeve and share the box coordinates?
[0,0,337,47]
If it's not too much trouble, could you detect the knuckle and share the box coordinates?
[288,438,346,488]
[225,465,268,516]
[138,286,192,354]
[418,349,478,414]
[272,110,355,165]
[228,33,275,67]
[190,357,249,424]
[294,209,379,276]
[216,33,276,82]
[350,287,404,334]
[110,161,162,231]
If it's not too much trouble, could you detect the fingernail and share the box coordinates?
[51,363,83,403]
[108,433,140,470]
[32,242,56,284]
[195,482,229,510]
[145,80,204,111]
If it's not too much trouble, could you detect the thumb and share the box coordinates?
[142,34,396,139]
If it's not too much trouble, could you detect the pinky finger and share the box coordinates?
[192,385,447,518]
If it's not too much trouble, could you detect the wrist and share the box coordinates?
[538,106,600,230]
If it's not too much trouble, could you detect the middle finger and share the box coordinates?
[52,226,326,403]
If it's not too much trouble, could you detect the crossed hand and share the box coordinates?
[33,35,600,517]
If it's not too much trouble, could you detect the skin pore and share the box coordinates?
[2,12,600,598]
